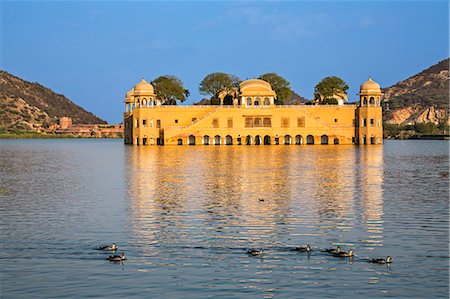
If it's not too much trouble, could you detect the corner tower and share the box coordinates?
[356,77,383,144]
[123,79,157,145]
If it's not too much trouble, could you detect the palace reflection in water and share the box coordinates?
[125,145,384,253]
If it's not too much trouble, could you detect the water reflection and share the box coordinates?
[125,145,384,253]
[358,146,384,249]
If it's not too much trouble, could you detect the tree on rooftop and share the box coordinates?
[199,72,240,105]
[314,76,349,103]
[152,75,189,105]
[258,73,292,105]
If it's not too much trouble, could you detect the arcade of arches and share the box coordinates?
[124,77,383,146]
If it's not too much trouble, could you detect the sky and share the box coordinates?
[1,1,448,124]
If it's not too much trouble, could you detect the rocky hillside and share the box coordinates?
[285,90,309,104]
[0,71,105,131]
[382,58,449,125]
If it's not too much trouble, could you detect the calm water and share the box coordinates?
[0,139,448,298]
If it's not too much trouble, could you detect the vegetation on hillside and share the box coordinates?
[0,71,105,125]
[383,122,449,139]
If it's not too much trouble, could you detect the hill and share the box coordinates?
[382,58,449,125]
[0,71,105,131]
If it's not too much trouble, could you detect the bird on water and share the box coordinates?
[292,244,311,252]
[332,249,355,257]
[107,252,127,262]
[323,246,343,254]
[247,249,264,256]
[370,256,393,264]
[97,243,118,251]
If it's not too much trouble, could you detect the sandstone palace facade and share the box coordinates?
[123,78,383,146]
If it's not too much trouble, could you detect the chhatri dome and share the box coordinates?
[359,77,382,95]
[239,79,276,97]
[125,89,134,103]
[133,79,155,95]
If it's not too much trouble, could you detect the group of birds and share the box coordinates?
[247,244,393,264]
[96,243,127,262]
[97,242,392,265]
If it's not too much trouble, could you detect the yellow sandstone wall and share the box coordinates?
[123,104,382,145]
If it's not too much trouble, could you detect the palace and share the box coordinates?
[123,78,383,146]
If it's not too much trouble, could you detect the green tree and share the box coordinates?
[199,72,240,104]
[314,76,349,103]
[152,75,189,105]
[258,73,291,105]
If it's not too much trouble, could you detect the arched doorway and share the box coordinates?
[188,135,196,145]
[295,135,303,145]
[284,135,292,145]
[255,135,262,145]
[306,135,314,144]
[246,135,252,145]
[226,135,233,145]
[333,138,339,144]
[223,95,233,105]
[214,135,221,145]
[370,136,376,144]
[177,139,183,145]
[264,135,271,145]
[203,135,210,145]
[321,135,328,145]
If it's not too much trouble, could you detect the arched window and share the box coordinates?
[226,135,233,145]
[214,135,221,145]
[321,135,328,145]
[264,135,271,145]
[188,135,196,145]
[295,135,303,145]
[333,138,339,144]
[247,98,252,106]
[255,135,261,145]
[142,98,147,106]
[306,135,314,144]
[177,139,183,145]
[264,97,270,105]
[284,135,292,145]
[203,135,210,145]
[363,97,367,105]
[369,97,375,105]
[246,135,252,145]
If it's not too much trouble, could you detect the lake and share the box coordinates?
[0,139,448,298]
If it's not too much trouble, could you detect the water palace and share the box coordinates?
[123,78,383,146]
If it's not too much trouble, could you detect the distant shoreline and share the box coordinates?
[0,131,121,139]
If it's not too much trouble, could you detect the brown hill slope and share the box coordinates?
[0,71,105,131]
[382,58,449,125]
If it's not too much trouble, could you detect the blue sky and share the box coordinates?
[2,1,448,123]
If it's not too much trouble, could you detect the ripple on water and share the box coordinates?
[0,140,448,298]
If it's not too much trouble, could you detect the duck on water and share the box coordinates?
[97,243,118,251]
[247,249,264,256]
[332,249,355,257]
[369,256,393,264]
[107,252,127,262]
[292,244,311,252]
